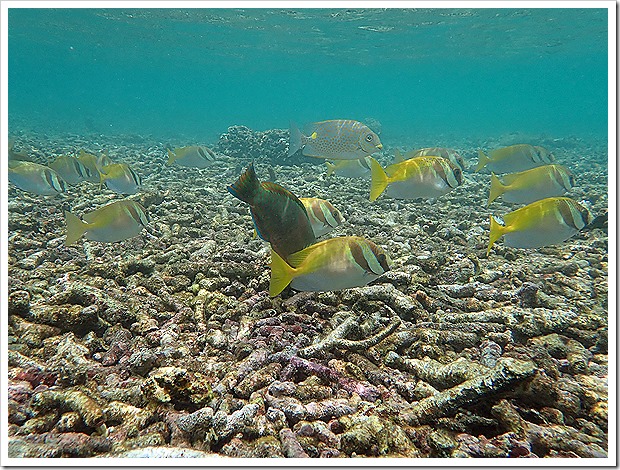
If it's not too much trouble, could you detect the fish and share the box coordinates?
[326,157,372,178]
[299,197,345,237]
[269,236,391,297]
[370,156,462,202]
[475,144,554,173]
[64,199,149,245]
[488,164,575,206]
[166,145,216,168]
[227,163,316,260]
[395,147,466,171]
[49,155,93,185]
[77,150,110,183]
[289,120,382,160]
[8,161,67,195]
[487,197,592,255]
[99,163,141,194]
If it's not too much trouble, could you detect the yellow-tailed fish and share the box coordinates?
[487,197,592,255]
[166,145,216,168]
[269,236,391,297]
[326,157,372,178]
[289,120,382,160]
[8,161,67,195]
[77,150,110,183]
[227,163,316,261]
[475,144,554,173]
[370,156,462,202]
[64,200,149,245]
[100,163,141,194]
[49,155,92,185]
[299,197,345,237]
[488,164,575,206]
[395,147,465,171]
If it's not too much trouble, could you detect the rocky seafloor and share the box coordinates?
[7,126,608,459]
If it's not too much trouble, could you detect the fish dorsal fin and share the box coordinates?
[286,245,314,268]
[261,182,308,215]
[393,149,405,164]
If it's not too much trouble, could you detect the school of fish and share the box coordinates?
[7,118,598,298]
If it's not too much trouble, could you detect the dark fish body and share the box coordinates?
[227,163,316,260]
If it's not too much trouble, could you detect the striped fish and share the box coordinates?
[65,200,149,245]
[370,156,462,202]
[166,145,216,168]
[488,197,592,255]
[475,144,554,173]
[269,236,391,297]
[395,147,466,171]
[49,155,92,185]
[289,120,382,160]
[326,157,372,178]
[299,197,345,237]
[8,161,66,195]
[77,150,111,183]
[227,163,316,261]
[100,163,141,194]
[488,164,575,206]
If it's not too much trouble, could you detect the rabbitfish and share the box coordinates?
[9,161,66,195]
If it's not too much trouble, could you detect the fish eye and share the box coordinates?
[365,134,374,142]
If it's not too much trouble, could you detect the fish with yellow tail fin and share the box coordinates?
[487,197,592,255]
[325,157,372,178]
[488,164,574,206]
[475,144,554,173]
[370,156,462,202]
[49,155,92,185]
[9,161,66,195]
[227,163,316,261]
[77,150,110,183]
[99,163,141,194]
[395,147,466,171]
[166,145,216,168]
[269,236,391,297]
[299,197,345,237]
[289,120,382,160]
[64,200,149,245]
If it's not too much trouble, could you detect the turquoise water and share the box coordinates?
[8,7,608,143]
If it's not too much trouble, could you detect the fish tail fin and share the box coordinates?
[326,162,336,176]
[369,158,389,202]
[227,162,260,204]
[487,215,506,255]
[393,149,405,164]
[166,148,177,166]
[488,173,505,206]
[64,211,87,246]
[269,248,295,297]
[475,149,490,172]
[288,121,304,157]
[98,170,108,190]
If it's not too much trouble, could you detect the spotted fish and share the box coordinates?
[370,156,462,201]
[227,163,316,261]
[299,197,345,237]
[289,120,382,160]
[488,197,592,254]
[488,164,575,206]
[475,144,554,173]
[269,236,391,297]
[65,199,149,245]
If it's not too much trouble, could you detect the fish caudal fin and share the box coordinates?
[475,150,490,173]
[227,162,261,205]
[166,148,177,166]
[288,122,304,157]
[487,215,506,256]
[64,211,88,246]
[488,173,505,206]
[326,162,336,176]
[369,158,389,202]
[269,248,296,297]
